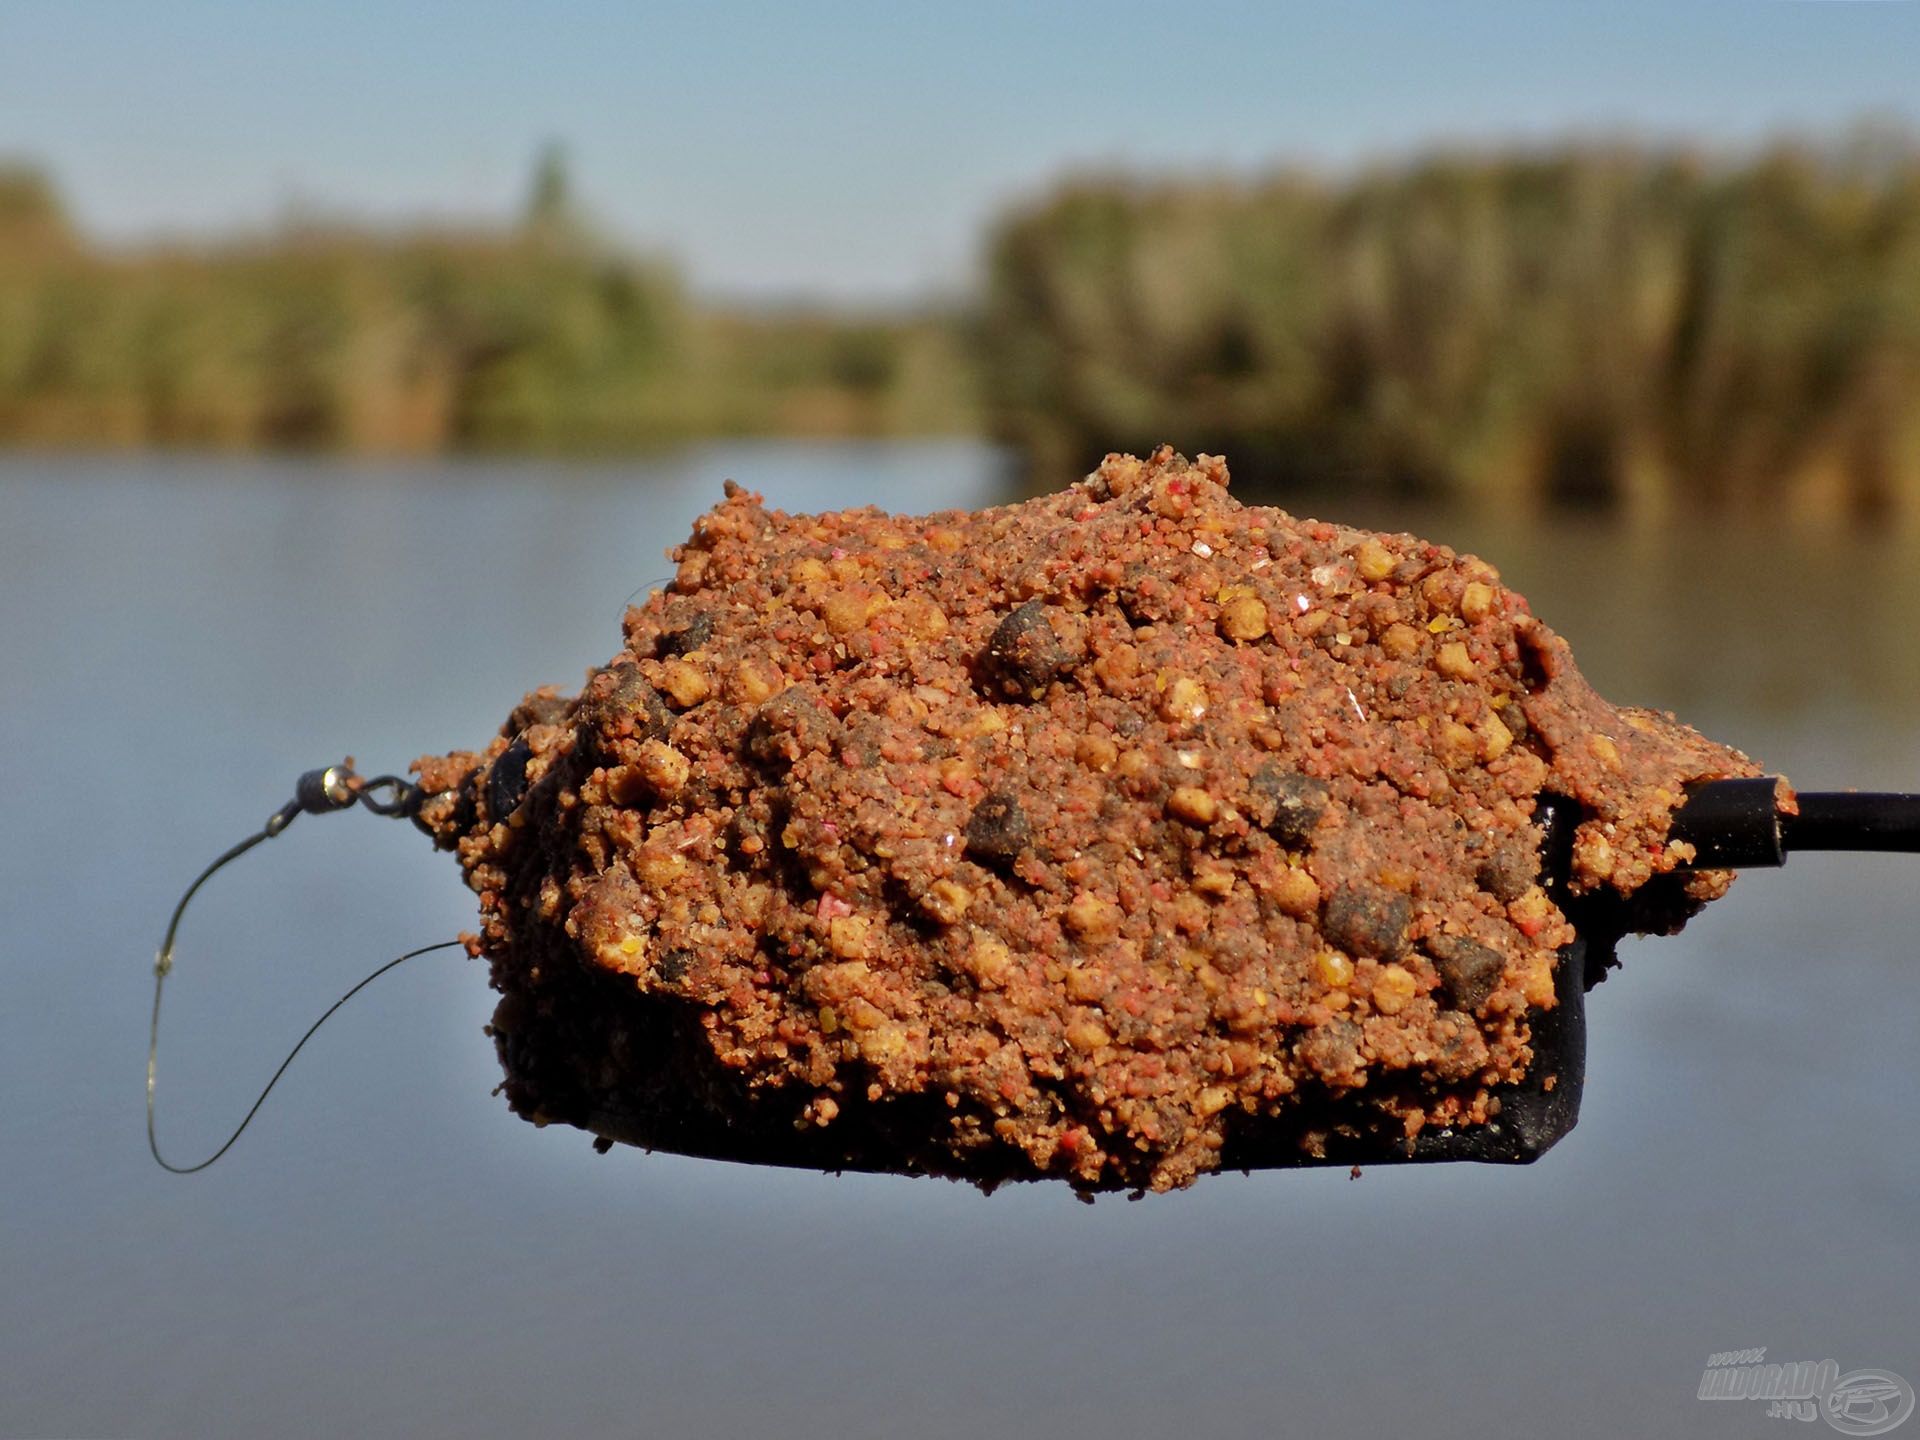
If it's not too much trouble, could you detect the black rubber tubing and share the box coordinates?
[1666,777,1920,868]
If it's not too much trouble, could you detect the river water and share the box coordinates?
[3,441,1916,1438]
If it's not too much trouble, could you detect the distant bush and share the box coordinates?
[980,133,1920,518]
[0,166,73,256]
[0,164,977,453]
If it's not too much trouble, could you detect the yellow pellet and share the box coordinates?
[858,1022,909,1063]
[634,845,687,888]
[1583,836,1617,880]
[967,708,1008,738]
[1159,675,1209,723]
[923,879,974,926]
[636,738,691,795]
[1065,967,1105,1002]
[659,658,710,707]
[731,660,782,705]
[1316,950,1354,988]
[1438,721,1478,768]
[1422,570,1462,612]
[820,590,877,636]
[899,595,949,641]
[1519,951,1556,1008]
[1508,887,1554,929]
[596,931,649,977]
[1065,892,1118,939]
[1371,964,1418,1015]
[827,915,873,959]
[965,931,1012,985]
[1218,592,1269,642]
[1274,866,1321,918]
[1435,641,1475,679]
[1380,623,1421,660]
[1479,713,1514,762]
[1075,733,1118,772]
[1353,539,1395,582]
[1065,1018,1112,1053]
[1167,785,1219,825]
[1192,861,1235,897]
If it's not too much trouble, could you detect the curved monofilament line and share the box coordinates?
[148,935,461,1175]
[145,770,457,1174]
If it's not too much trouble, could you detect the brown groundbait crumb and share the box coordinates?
[415,449,1774,1194]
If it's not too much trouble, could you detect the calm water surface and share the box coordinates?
[3,442,1916,1439]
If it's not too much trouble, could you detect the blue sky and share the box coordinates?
[4,1,1918,301]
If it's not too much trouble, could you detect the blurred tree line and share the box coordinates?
[981,130,1920,519]
[8,133,1920,519]
[0,152,974,452]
